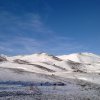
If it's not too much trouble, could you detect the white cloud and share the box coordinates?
[0,12,53,37]
[0,37,41,54]
[0,12,87,55]
[0,36,88,55]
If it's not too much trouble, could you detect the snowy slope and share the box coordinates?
[7,53,62,63]
[58,52,100,64]
[0,53,100,99]
[0,52,100,82]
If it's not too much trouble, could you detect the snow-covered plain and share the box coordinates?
[0,52,100,100]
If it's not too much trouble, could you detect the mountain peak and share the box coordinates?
[58,52,100,64]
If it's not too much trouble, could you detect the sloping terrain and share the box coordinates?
[0,52,100,100]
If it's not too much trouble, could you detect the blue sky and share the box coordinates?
[0,0,100,55]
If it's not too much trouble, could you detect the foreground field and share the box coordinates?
[0,78,100,100]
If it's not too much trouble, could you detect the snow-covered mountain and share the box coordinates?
[0,52,100,99]
[0,52,99,83]
[1,52,100,74]
[58,52,100,64]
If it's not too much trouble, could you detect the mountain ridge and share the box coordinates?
[0,52,100,74]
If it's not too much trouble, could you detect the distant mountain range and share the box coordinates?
[0,52,100,82]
